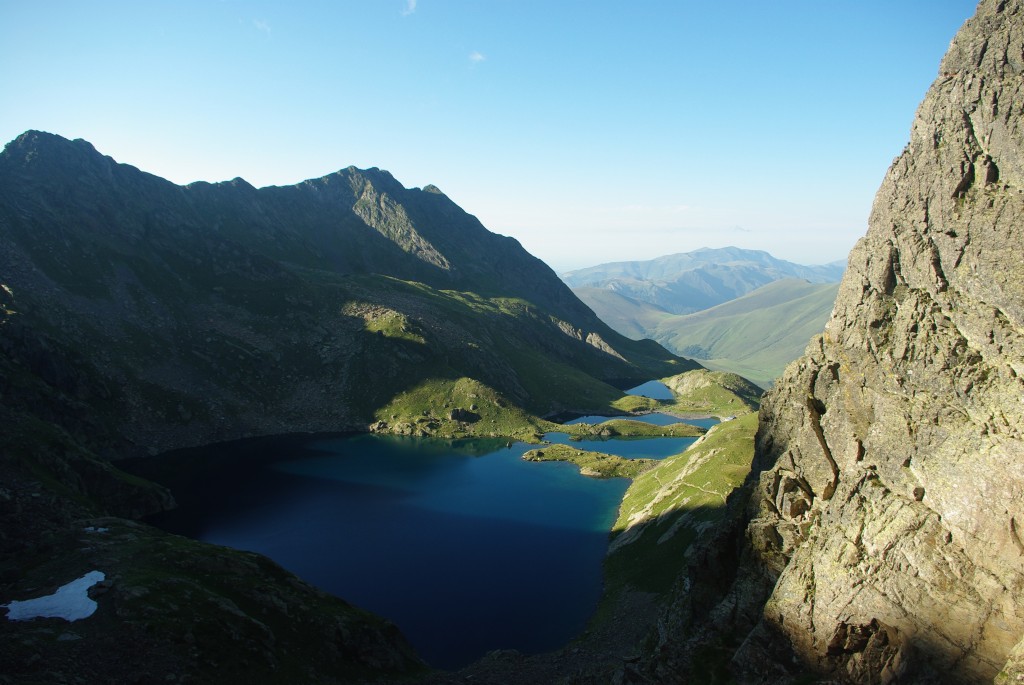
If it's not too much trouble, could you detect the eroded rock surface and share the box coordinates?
[738,1,1024,682]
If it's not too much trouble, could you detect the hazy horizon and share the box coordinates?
[1,1,977,270]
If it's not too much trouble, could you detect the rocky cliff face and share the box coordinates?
[737,1,1024,682]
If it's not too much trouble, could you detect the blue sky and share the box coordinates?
[1,1,977,271]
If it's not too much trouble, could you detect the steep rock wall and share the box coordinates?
[741,1,1024,682]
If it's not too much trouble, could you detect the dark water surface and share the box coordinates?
[146,434,630,669]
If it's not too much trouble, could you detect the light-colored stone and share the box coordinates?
[739,1,1024,682]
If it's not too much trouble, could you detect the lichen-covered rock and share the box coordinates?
[738,1,1024,682]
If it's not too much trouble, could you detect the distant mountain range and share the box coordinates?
[562,246,845,314]
[564,247,844,386]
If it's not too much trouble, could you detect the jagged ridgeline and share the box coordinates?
[0,131,694,457]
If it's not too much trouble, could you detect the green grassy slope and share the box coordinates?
[578,277,839,388]
[605,412,759,594]
[568,256,841,388]
[660,369,763,415]
[571,286,672,339]
[650,279,839,387]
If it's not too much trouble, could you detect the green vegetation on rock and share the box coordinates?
[610,394,662,413]
[545,418,705,439]
[0,517,426,685]
[523,444,656,479]
[372,376,549,440]
[605,411,759,595]
[520,417,705,478]
[657,369,762,416]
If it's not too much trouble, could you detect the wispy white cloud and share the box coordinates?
[252,18,271,36]
[401,0,417,16]
[469,50,486,63]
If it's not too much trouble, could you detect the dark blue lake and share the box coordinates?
[146,434,629,670]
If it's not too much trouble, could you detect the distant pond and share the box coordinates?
[625,380,675,400]
[140,415,710,669]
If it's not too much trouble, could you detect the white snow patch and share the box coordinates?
[2,571,105,622]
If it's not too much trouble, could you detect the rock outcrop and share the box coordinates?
[737,1,1024,682]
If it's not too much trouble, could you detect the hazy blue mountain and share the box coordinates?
[573,274,839,388]
[563,246,844,314]
[566,247,843,386]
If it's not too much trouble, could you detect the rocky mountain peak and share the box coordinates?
[6,129,97,159]
[2,130,132,184]
[733,1,1024,682]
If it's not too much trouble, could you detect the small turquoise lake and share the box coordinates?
[543,412,718,459]
[625,379,675,400]
[542,431,698,459]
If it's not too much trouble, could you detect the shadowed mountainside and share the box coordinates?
[0,132,696,683]
[0,131,693,455]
